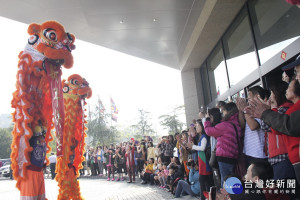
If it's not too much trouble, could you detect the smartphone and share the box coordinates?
[210,186,216,200]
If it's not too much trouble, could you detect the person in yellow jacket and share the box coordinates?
[141,158,155,184]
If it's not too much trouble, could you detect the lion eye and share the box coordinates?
[70,79,79,85]
[63,86,69,93]
[43,28,57,41]
[66,32,73,41]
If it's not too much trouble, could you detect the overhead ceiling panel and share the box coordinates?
[0,0,246,71]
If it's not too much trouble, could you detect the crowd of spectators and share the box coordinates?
[80,55,300,200]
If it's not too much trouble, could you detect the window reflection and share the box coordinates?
[223,7,258,87]
[207,43,228,100]
[248,0,300,64]
[232,89,246,103]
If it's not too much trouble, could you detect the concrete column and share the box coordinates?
[181,68,205,125]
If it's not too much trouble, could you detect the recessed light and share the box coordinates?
[153,18,157,22]
[120,20,124,24]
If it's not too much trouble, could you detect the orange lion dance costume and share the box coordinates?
[11,21,75,200]
[56,74,92,200]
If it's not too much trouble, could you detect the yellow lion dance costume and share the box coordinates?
[56,74,92,200]
[11,21,75,200]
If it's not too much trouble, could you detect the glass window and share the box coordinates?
[207,43,229,100]
[200,62,211,105]
[232,89,246,103]
[249,0,300,64]
[223,7,258,87]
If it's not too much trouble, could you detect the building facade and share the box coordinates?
[182,0,300,124]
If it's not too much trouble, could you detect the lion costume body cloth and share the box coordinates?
[56,74,92,200]
[11,21,75,199]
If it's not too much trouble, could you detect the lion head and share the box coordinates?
[27,21,76,69]
[62,74,92,99]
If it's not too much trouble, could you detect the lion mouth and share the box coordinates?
[63,43,75,52]
[78,87,92,99]
[65,45,71,52]
[47,58,65,66]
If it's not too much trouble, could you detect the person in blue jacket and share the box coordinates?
[174,159,200,198]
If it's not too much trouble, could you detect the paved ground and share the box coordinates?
[0,176,199,200]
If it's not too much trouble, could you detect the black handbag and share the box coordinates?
[209,147,218,169]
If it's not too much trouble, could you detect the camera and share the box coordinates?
[187,160,195,167]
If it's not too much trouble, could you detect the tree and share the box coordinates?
[0,127,13,159]
[131,109,154,138]
[159,105,185,134]
[86,97,119,146]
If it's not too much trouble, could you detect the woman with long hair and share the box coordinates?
[204,103,242,187]
[187,119,212,200]
[261,81,296,180]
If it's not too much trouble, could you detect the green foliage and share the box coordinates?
[131,109,154,137]
[159,105,185,135]
[0,114,13,128]
[0,127,13,159]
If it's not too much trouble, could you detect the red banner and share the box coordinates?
[45,60,65,157]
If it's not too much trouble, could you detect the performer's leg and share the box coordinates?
[20,169,46,200]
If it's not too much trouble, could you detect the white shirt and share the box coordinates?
[173,147,178,157]
[192,137,207,151]
[243,118,267,158]
[49,155,57,163]
[86,150,89,160]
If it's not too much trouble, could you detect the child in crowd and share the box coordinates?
[141,158,155,184]
[150,158,161,185]
[104,149,115,181]
[154,164,163,185]
[114,147,125,181]
[167,164,180,194]
[158,163,169,188]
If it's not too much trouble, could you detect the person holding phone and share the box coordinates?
[186,119,212,200]
[174,159,200,198]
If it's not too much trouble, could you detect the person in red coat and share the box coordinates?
[282,79,300,185]
[125,143,135,183]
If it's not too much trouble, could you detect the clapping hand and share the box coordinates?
[244,96,271,118]
[236,97,248,112]
[186,142,193,150]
